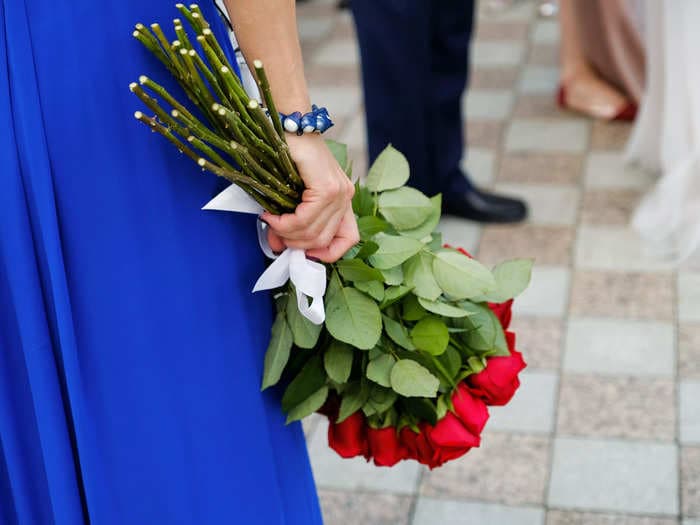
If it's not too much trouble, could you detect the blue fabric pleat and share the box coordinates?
[0,1,322,524]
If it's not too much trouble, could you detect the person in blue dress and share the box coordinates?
[0,1,356,523]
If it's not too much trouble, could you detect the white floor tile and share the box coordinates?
[312,39,360,67]
[461,148,496,187]
[464,90,514,120]
[412,498,544,525]
[472,42,526,67]
[494,184,579,226]
[506,120,589,153]
[679,273,700,323]
[531,20,560,44]
[518,66,559,94]
[584,152,656,190]
[681,381,700,444]
[513,266,570,317]
[437,217,482,255]
[308,86,361,118]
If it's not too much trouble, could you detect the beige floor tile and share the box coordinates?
[569,270,675,321]
[546,511,677,525]
[471,66,520,89]
[513,95,576,120]
[297,15,335,42]
[498,153,584,185]
[312,39,359,67]
[682,446,700,518]
[590,120,634,150]
[318,490,412,525]
[509,316,563,370]
[472,41,526,67]
[581,189,644,226]
[479,224,575,266]
[476,21,531,41]
[557,375,676,441]
[467,120,504,148]
[305,64,360,87]
[420,432,549,505]
[680,324,700,379]
[528,44,559,66]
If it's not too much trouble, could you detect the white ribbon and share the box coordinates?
[203,184,327,324]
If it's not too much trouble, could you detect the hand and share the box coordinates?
[263,134,359,263]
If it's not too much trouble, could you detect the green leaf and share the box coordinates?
[324,341,354,384]
[478,258,534,302]
[468,355,486,373]
[336,259,384,282]
[261,313,294,390]
[365,145,410,192]
[390,359,440,397]
[403,252,442,301]
[355,241,380,260]
[286,386,329,424]
[326,287,383,350]
[378,187,433,230]
[363,385,398,417]
[325,139,348,171]
[397,194,442,240]
[338,381,370,422]
[366,354,396,387]
[379,265,404,285]
[427,232,444,251]
[379,285,413,310]
[352,183,375,217]
[437,346,462,380]
[286,288,323,349]
[398,397,438,425]
[453,302,507,354]
[436,393,450,420]
[327,269,343,303]
[382,315,416,350]
[417,297,473,318]
[411,316,450,355]
[358,216,390,239]
[355,280,385,301]
[402,294,428,321]
[369,234,425,270]
[281,355,326,412]
[432,250,497,300]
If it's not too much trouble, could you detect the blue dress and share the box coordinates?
[0,1,322,523]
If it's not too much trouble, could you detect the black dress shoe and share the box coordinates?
[442,187,528,223]
[337,0,351,9]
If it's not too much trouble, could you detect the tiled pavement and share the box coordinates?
[295,1,700,523]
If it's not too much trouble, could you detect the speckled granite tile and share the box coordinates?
[680,324,700,379]
[471,66,520,89]
[569,271,675,321]
[476,21,531,40]
[498,153,584,185]
[581,189,644,226]
[479,224,574,266]
[528,44,559,66]
[318,490,412,525]
[590,120,633,150]
[509,317,563,370]
[305,64,360,87]
[557,375,676,441]
[513,94,577,120]
[682,446,700,518]
[467,120,504,149]
[420,432,550,506]
[546,511,678,525]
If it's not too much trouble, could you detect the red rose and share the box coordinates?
[451,383,489,435]
[489,299,514,330]
[468,341,526,406]
[427,413,480,467]
[366,426,407,467]
[328,412,369,459]
[400,423,434,464]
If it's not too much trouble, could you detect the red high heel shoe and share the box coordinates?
[557,85,637,122]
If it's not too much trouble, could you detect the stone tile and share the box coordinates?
[575,226,677,272]
[338,113,365,151]
[297,16,335,42]
[463,89,514,120]
[421,432,549,505]
[467,120,504,149]
[557,375,676,441]
[584,152,657,189]
[581,189,644,226]
[528,44,559,66]
[564,318,675,377]
[682,252,700,273]
[487,371,559,434]
[680,273,700,322]
[471,66,520,90]
[482,1,537,22]
[685,520,700,525]
[569,271,675,321]
[493,183,580,226]
[546,511,678,525]
[509,317,563,370]
[308,419,422,493]
[513,95,577,120]
[476,21,531,41]
[472,41,526,67]
[681,381,700,445]
[548,437,679,515]
[312,39,360,67]
[331,14,356,40]
[308,85,361,118]
[532,20,560,44]
[461,148,495,186]
[479,224,575,266]
[302,412,324,439]
[437,217,482,256]
[590,120,633,150]
[305,64,360,87]
[318,490,412,525]
[413,498,544,525]
[682,446,700,518]
[518,66,560,94]
[498,153,584,185]
[513,266,571,318]
[680,324,700,379]
[506,120,589,153]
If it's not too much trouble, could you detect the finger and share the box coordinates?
[263,200,344,242]
[306,209,359,263]
[266,229,286,254]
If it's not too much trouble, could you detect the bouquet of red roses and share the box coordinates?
[130,6,532,469]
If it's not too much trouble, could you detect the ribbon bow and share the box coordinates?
[203,184,327,324]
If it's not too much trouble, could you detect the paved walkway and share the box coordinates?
[296,1,700,523]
